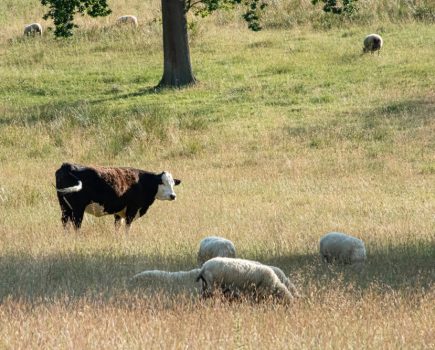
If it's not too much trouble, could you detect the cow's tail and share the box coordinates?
[56,163,83,194]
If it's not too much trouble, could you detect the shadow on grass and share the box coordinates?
[89,85,163,105]
[252,239,434,295]
[0,100,95,127]
[357,98,434,129]
[1,240,433,303]
[0,86,161,127]
[0,251,196,303]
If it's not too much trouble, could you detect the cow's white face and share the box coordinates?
[155,172,181,201]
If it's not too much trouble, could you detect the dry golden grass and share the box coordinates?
[0,1,434,348]
[0,290,433,349]
[0,137,433,348]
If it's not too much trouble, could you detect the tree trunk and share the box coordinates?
[158,0,196,88]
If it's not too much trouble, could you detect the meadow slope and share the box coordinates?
[0,0,434,348]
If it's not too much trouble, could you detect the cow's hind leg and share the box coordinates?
[71,208,85,231]
[61,211,73,231]
[58,201,74,231]
[114,214,122,232]
[58,195,72,230]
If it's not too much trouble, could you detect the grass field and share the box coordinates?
[0,0,434,348]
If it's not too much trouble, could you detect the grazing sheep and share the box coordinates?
[196,257,295,304]
[320,232,366,267]
[363,34,383,54]
[24,23,43,36]
[116,15,138,27]
[246,260,301,298]
[130,268,201,293]
[264,264,300,298]
[197,236,236,266]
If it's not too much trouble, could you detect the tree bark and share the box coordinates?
[158,0,196,88]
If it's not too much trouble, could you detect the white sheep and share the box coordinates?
[196,257,295,304]
[244,260,301,298]
[116,15,138,28]
[197,236,237,266]
[24,23,43,36]
[130,268,201,293]
[363,34,383,54]
[264,264,300,298]
[319,232,366,267]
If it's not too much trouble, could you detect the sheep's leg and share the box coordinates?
[197,275,212,298]
[221,285,241,301]
[322,255,332,263]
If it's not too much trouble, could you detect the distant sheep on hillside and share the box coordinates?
[24,23,43,36]
[196,257,295,304]
[116,15,138,27]
[320,232,366,268]
[363,34,383,54]
[197,236,236,266]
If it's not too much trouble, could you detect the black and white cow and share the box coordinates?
[55,163,181,231]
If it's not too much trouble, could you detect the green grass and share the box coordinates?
[1,23,434,161]
[0,1,434,348]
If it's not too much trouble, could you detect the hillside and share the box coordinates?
[0,1,434,348]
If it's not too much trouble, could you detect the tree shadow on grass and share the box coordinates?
[1,239,433,303]
[89,86,163,105]
[0,100,95,127]
[0,86,162,127]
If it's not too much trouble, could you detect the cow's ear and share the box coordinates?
[174,179,181,186]
[158,173,164,184]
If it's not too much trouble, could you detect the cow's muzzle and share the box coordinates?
[169,194,176,200]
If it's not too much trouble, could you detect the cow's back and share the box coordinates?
[92,166,140,197]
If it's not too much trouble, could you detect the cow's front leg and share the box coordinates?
[138,204,151,218]
[124,208,139,234]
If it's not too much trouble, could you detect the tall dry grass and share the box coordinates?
[0,0,434,348]
[1,291,433,349]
